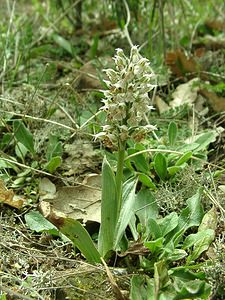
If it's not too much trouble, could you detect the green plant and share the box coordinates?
[130,190,216,299]
[23,46,217,298]
[0,119,63,176]
[123,123,218,187]
[26,46,157,262]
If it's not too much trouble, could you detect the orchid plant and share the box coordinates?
[96,46,157,257]
[56,46,157,261]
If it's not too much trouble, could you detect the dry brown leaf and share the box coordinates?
[199,89,225,112]
[0,180,24,209]
[39,175,101,224]
[119,242,150,257]
[205,19,225,32]
[165,49,200,77]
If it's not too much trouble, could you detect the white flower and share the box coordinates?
[130,45,141,63]
[143,124,157,131]
[103,69,118,83]
[96,45,157,147]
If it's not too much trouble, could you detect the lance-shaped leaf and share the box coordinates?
[168,121,177,146]
[114,177,137,249]
[59,218,101,263]
[154,153,167,181]
[98,157,117,257]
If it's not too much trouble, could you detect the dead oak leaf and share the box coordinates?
[0,180,24,209]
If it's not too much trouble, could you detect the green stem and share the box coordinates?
[115,141,126,217]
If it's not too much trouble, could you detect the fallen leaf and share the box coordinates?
[165,49,200,77]
[119,242,150,257]
[155,95,170,113]
[199,89,225,112]
[0,180,24,209]
[39,177,56,201]
[63,140,101,176]
[170,78,199,108]
[205,19,225,32]
[39,175,101,225]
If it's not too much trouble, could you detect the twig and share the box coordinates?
[0,109,78,131]
[101,257,128,300]
[122,0,133,47]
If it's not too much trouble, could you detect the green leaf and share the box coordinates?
[138,173,156,190]
[129,214,139,241]
[114,177,137,249]
[178,143,199,152]
[219,185,225,193]
[154,260,170,298]
[59,218,101,263]
[0,133,13,149]
[13,120,35,154]
[144,237,164,254]
[183,229,214,250]
[46,134,62,161]
[178,189,204,231]
[166,249,187,261]
[134,189,158,227]
[0,158,19,171]
[175,151,192,166]
[147,218,162,239]
[45,156,62,173]
[165,190,204,245]
[128,148,149,173]
[89,34,99,59]
[170,269,206,281]
[193,131,218,152]
[52,33,73,55]
[15,142,28,159]
[25,211,59,236]
[173,278,211,299]
[98,157,117,257]
[184,229,215,263]
[130,275,154,300]
[167,165,182,176]
[159,212,179,237]
[168,121,177,146]
[154,153,167,181]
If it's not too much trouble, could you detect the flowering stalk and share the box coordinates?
[115,141,126,215]
[97,46,157,255]
[98,46,156,181]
